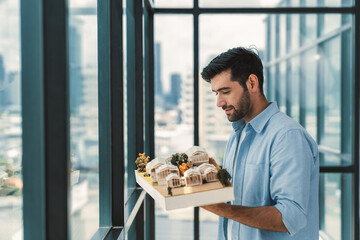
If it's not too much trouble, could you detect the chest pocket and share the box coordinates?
[242,163,269,206]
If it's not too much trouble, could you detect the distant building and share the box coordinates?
[199,79,231,165]
[179,74,193,126]
[0,55,5,89]
[154,42,163,96]
[4,71,21,106]
[0,55,6,108]
[169,73,181,106]
[69,22,84,114]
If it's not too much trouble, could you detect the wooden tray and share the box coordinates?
[135,171,234,211]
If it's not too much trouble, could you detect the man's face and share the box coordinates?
[211,70,250,122]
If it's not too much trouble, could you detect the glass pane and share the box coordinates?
[268,65,276,102]
[304,0,318,6]
[200,208,218,240]
[154,0,193,8]
[199,79,231,166]
[199,0,352,8]
[320,36,341,151]
[68,1,99,239]
[199,14,267,238]
[319,173,352,240]
[154,14,194,239]
[322,14,342,36]
[197,12,353,239]
[320,153,343,166]
[199,14,268,162]
[278,62,286,113]
[303,48,317,141]
[279,15,287,57]
[0,0,22,239]
[270,15,277,60]
[341,29,352,160]
[200,0,290,8]
[265,13,351,154]
[303,14,317,45]
[290,15,300,51]
[289,57,300,122]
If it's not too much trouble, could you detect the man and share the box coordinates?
[200,47,319,240]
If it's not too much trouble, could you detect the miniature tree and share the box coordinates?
[209,157,221,171]
[178,163,190,176]
[167,186,173,196]
[170,153,188,166]
[135,153,150,172]
[216,168,231,186]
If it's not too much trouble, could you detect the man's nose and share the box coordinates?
[217,95,226,108]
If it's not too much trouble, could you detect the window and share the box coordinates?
[15,1,360,239]
[68,0,99,238]
[265,12,354,239]
[303,48,318,140]
[154,14,194,240]
[0,0,22,239]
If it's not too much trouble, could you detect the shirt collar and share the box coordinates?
[231,118,246,132]
[247,102,279,133]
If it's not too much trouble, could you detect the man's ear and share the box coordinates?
[246,74,259,93]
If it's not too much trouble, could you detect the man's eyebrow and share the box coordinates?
[212,87,231,92]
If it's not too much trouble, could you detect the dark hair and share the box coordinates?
[201,47,264,93]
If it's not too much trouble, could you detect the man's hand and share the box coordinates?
[201,203,288,232]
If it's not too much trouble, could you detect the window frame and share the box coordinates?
[20,0,359,239]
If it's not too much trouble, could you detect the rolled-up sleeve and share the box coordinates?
[270,129,315,236]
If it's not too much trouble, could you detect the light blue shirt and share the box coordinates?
[218,102,319,240]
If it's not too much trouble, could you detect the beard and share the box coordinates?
[223,90,250,122]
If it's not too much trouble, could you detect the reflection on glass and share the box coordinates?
[268,65,276,102]
[69,1,99,239]
[321,37,341,150]
[154,15,194,239]
[270,15,277,60]
[290,15,300,51]
[303,48,317,141]
[279,15,287,57]
[303,14,317,45]
[322,14,341,36]
[200,0,287,8]
[320,153,342,166]
[289,57,300,122]
[199,0,352,7]
[319,173,352,240]
[278,62,286,113]
[154,0,192,8]
[0,0,23,239]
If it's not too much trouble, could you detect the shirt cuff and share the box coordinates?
[274,200,307,236]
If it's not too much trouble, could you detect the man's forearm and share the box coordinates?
[201,203,288,232]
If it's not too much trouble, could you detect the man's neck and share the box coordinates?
[243,95,270,124]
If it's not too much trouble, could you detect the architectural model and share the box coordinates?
[184,168,203,186]
[156,164,180,186]
[146,157,165,183]
[134,146,234,210]
[144,146,227,189]
[185,146,209,167]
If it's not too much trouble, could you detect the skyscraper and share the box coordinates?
[169,73,181,106]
